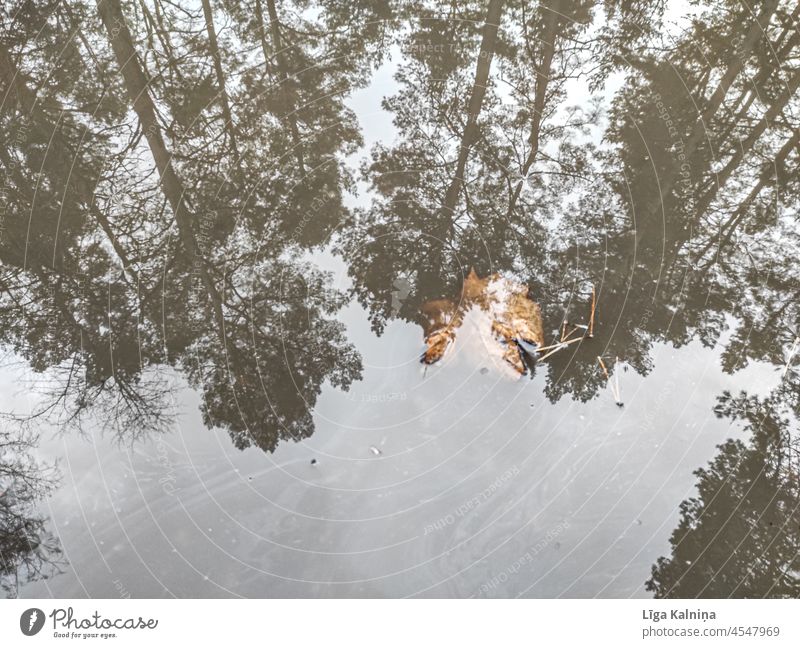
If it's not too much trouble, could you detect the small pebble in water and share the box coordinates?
[369,446,382,456]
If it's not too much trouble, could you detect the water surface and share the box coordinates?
[1,0,798,598]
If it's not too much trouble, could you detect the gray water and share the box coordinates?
[8,305,782,597]
[2,0,799,598]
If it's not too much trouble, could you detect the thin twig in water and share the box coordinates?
[537,284,598,363]
[598,356,623,406]
[537,336,583,354]
[597,355,610,380]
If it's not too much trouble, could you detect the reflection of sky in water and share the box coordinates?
[3,0,797,599]
[10,292,780,597]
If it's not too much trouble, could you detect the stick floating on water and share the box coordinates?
[537,336,583,354]
[598,356,623,406]
[538,283,598,363]
[597,356,610,379]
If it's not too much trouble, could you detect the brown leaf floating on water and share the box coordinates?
[420,269,544,373]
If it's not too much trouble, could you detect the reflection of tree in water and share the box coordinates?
[2,0,793,445]
[0,426,62,597]
[331,0,800,597]
[0,0,396,451]
[1,0,799,596]
[614,3,800,596]
[561,0,799,402]
[340,0,800,405]
[339,0,603,333]
[647,382,800,598]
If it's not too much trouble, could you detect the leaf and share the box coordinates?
[420,269,544,373]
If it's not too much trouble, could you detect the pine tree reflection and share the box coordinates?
[647,383,800,598]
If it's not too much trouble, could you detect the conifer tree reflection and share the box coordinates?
[647,382,800,598]
[0,0,379,451]
[2,0,799,458]
[339,0,602,334]
[336,0,799,411]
